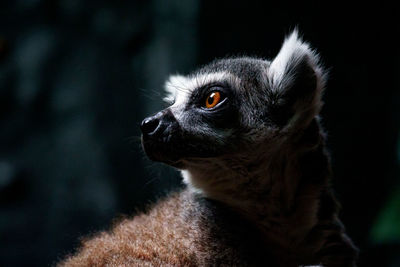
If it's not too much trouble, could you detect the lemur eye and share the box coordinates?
[205,91,221,109]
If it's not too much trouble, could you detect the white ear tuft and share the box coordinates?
[267,30,327,127]
[163,74,188,103]
[268,29,325,92]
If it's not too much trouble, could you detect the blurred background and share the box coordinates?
[0,1,399,266]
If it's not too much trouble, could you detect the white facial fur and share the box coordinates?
[164,71,240,121]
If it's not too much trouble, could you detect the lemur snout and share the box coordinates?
[141,109,183,165]
[141,109,177,138]
[141,115,160,136]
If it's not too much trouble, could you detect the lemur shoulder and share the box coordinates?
[59,31,358,267]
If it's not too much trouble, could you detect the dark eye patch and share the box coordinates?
[182,82,238,130]
[187,81,231,108]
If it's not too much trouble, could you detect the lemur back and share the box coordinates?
[60,190,281,266]
[59,31,358,267]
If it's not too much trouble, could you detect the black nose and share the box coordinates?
[141,116,160,135]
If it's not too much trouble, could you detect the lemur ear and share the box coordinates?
[268,30,327,128]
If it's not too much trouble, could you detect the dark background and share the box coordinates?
[0,1,399,266]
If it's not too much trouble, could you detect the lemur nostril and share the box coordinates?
[140,117,160,135]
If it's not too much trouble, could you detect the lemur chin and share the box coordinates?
[60,30,358,267]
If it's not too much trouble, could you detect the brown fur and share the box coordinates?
[59,191,201,266]
[59,190,274,266]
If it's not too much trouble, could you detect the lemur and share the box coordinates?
[59,31,358,266]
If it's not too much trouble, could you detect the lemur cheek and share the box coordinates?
[203,108,239,130]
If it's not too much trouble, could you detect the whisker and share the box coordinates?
[125,135,142,145]
[167,83,190,94]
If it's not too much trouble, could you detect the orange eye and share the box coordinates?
[205,91,221,109]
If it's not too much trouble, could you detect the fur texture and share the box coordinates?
[59,30,358,267]
[59,190,285,266]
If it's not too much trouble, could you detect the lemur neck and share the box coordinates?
[184,119,331,247]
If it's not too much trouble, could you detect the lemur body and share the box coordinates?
[60,31,358,266]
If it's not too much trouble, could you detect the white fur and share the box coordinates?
[268,30,323,92]
[164,71,236,104]
[164,71,239,120]
[267,30,326,129]
[181,170,204,194]
[163,74,189,104]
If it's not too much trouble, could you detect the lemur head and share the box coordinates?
[141,30,326,193]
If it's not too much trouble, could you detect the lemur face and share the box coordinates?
[141,71,242,167]
[141,31,325,169]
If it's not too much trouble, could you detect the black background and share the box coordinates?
[0,1,399,266]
